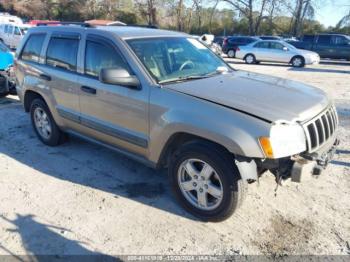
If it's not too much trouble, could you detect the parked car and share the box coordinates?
[197,34,222,56]
[288,34,350,60]
[236,40,320,67]
[16,25,339,221]
[0,41,15,97]
[259,36,281,40]
[0,12,23,25]
[0,23,31,49]
[213,36,225,47]
[222,36,259,58]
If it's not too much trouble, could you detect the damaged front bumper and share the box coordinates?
[291,138,339,182]
[240,136,340,184]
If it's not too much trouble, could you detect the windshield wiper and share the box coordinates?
[159,75,210,84]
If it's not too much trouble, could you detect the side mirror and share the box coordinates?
[283,47,289,51]
[99,68,140,89]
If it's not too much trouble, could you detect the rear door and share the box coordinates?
[13,26,22,48]
[40,32,81,126]
[5,24,13,47]
[252,41,270,61]
[77,34,149,156]
[314,35,333,58]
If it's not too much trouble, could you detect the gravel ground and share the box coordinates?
[0,60,349,257]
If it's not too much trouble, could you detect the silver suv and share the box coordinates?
[15,24,339,221]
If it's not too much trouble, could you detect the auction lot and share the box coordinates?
[0,60,349,256]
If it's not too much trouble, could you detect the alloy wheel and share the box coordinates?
[177,158,223,211]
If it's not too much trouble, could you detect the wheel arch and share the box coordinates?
[157,132,234,169]
[24,90,46,112]
[290,55,305,64]
[243,53,256,60]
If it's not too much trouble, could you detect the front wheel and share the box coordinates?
[291,56,305,67]
[169,142,246,222]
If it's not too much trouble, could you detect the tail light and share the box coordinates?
[223,38,228,45]
[236,47,240,51]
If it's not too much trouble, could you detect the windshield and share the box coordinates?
[127,37,229,84]
[20,27,29,35]
[282,41,297,50]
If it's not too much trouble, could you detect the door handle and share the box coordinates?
[39,74,51,81]
[81,86,97,95]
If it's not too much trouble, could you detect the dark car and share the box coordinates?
[222,36,259,58]
[213,36,225,47]
[288,34,350,60]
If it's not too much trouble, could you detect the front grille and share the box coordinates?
[303,105,338,152]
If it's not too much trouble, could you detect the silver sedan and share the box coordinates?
[235,40,320,67]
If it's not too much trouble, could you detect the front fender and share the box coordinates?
[148,105,271,164]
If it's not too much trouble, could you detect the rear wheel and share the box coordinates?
[169,142,246,222]
[291,56,305,67]
[245,54,256,64]
[30,98,66,146]
[227,49,236,58]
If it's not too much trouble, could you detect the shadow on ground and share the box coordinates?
[0,106,195,222]
[0,214,119,261]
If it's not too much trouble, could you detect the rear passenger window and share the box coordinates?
[254,42,269,48]
[21,34,46,63]
[317,35,331,45]
[46,37,79,72]
[85,40,129,77]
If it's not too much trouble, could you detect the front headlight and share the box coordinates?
[259,123,306,159]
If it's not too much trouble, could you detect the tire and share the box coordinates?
[244,54,256,64]
[227,49,236,58]
[291,56,305,67]
[169,141,246,222]
[30,98,66,146]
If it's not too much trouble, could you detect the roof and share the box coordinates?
[29,25,188,39]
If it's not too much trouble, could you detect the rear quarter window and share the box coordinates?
[20,34,46,63]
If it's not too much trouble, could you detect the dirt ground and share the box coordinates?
[0,60,349,257]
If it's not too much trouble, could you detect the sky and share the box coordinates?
[314,0,350,27]
[217,0,350,28]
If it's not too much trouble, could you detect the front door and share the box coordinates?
[78,35,149,156]
[268,42,291,63]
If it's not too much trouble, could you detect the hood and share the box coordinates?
[164,71,329,123]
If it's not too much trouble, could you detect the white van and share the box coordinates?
[0,23,31,49]
[0,13,23,25]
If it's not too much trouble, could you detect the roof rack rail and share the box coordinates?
[37,22,93,27]
[127,24,158,29]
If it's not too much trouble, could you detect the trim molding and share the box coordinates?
[57,106,148,148]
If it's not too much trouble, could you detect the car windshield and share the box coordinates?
[127,37,229,84]
[282,41,297,50]
[20,27,29,35]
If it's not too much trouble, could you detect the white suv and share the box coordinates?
[0,23,31,49]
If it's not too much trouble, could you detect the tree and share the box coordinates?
[222,0,273,35]
[135,0,158,25]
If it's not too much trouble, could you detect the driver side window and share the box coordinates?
[269,42,284,50]
[85,39,129,78]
